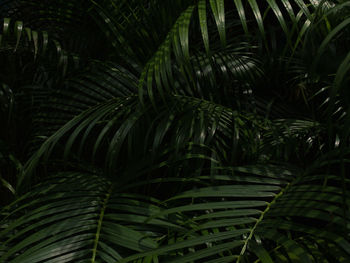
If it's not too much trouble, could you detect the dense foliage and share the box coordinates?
[1,0,350,262]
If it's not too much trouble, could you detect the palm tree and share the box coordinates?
[1,0,350,262]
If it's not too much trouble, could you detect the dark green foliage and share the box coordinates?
[0,0,350,262]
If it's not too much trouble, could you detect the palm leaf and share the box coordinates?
[3,165,349,262]
[0,173,177,262]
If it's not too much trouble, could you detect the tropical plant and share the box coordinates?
[0,0,350,262]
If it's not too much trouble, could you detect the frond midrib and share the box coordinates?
[237,181,292,262]
[91,184,113,263]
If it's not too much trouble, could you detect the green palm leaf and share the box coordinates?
[0,173,174,262]
[1,0,350,262]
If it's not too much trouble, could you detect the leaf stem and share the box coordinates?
[237,182,291,262]
[91,185,113,263]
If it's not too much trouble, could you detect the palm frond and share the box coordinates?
[1,0,350,262]
[3,164,349,262]
[0,173,172,262]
